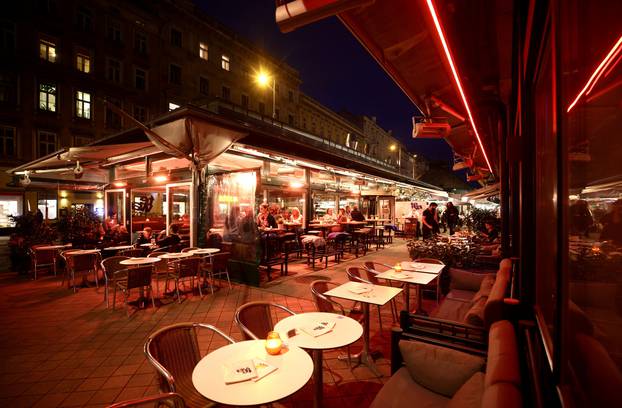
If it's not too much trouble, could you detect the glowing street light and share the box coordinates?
[255,70,276,119]
[389,144,397,151]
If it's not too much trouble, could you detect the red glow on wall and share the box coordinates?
[567,35,622,113]
[425,0,494,175]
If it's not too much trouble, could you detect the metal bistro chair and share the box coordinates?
[145,323,235,408]
[29,245,57,280]
[414,257,445,305]
[106,392,186,408]
[234,301,296,340]
[201,252,232,294]
[180,247,198,253]
[310,280,356,366]
[61,251,100,293]
[363,261,400,322]
[346,266,390,331]
[148,251,169,297]
[164,257,203,303]
[101,256,130,308]
[113,265,156,317]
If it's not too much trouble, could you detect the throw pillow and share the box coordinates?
[464,296,487,326]
[399,340,485,397]
[446,372,485,408]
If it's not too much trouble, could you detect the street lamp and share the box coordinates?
[255,70,276,119]
[389,144,401,170]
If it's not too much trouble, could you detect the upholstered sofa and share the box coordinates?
[370,320,522,408]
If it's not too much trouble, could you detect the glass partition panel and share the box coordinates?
[167,183,191,244]
[312,193,337,220]
[266,188,306,226]
[104,189,125,231]
[131,187,166,237]
[0,194,23,227]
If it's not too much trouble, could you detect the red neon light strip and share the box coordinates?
[567,34,622,113]
[425,0,494,174]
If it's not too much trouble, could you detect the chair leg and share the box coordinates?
[377,305,383,332]
[124,289,130,317]
[105,281,109,309]
[149,285,156,309]
[175,279,181,304]
[197,276,203,298]
[112,284,117,310]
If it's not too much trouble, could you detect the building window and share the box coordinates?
[75,91,91,119]
[37,130,57,157]
[106,58,122,83]
[170,28,182,47]
[107,20,122,43]
[1,21,16,52]
[288,114,294,126]
[221,54,230,71]
[168,102,180,111]
[0,73,16,104]
[76,7,92,31]
[76,53,91,73]
[288,90,294,103]
[0,126,15,156]
[134,31,147,54]
[199,42,208,60]
[105,98,122,129]
[169,64,181,85]
[37,193,57,220]
[38,82,57,112]
[221,86,230,100]
[74,135,91,146]
[133,105,147,122]
[135,68,147,90]
[199,77,209,95]
[241,94,249,108]
[259,102,265,115]
[39,39,57,62]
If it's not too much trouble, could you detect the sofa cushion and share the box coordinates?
[446,372,485,408]
[370,367,450,408]
[431,297,474,322]
[399,340,485,397]
[449,268,491,292]
[464,297,487,326]
[483,265,511,327]
[473,275,495,303]
[481,382,522,408]
[485,320,520,387]
[445,289,476,303]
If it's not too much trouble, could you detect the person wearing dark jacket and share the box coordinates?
[445,202,460,235]
[350,206,365,222]
[157,224,181,248]
[422,202,439,239]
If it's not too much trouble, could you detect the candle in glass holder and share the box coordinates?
[265,331,283,355]
[394,263,402,273]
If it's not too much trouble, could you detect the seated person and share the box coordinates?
[337,208,348,223]
[481,220,499,243]
[157,224,181,248]
[323,208,336,223]
[290,207,303,224]
[134,226,153,245]
[350,205,365,221]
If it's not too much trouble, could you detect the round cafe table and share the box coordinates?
[103,245,134,252]
[187,248,220,256]
[157,252,193,259]
[119,257,161,266]
[274,312,362,408]
[65,249,100,255]
[35,244,71,251]
[192,340,313,406]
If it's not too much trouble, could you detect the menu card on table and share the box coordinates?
[300,320,336,337]
[223,358,278,384]
[348,283,373,294]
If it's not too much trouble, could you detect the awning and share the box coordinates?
[276,0,513,176]
[580,176,622,198]
[462,183,500,200]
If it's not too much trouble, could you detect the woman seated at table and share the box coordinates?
[290,207,303,224]
[323,208,336,223]
[135,226,153,246]
[257,203,277,228]
[157,224,182,248]
[337,208,348,223]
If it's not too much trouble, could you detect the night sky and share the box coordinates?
[196,0,454,163]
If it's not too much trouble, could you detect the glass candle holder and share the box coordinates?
[265,331,283,355]
[394,263,402,273]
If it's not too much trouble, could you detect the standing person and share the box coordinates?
[445,202,460,235]
[601,200,622,244]
[422,202,439,239]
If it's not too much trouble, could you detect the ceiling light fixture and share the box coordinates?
[567,34,622,113]
[425,0,494,174]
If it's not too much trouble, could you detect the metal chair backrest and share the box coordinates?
[234,301,295,340]
[107,392,186,408]
[70,253,99,272]
[174,257,201,278]
[346,266,371,284]
[126,265,153,290]
[414,258,445,265]
[363,261,393,285]
[101,256,130,279]
[180,247,198,253]
[30,246,55,264]
[144,323,234,393]
[119,249,143,257]
[310,280,345,315]
[148,251,167,258]
[211,252,230,271]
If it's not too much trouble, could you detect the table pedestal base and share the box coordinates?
[339,304,383,377]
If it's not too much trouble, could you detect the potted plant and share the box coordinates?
[8,212,58,274]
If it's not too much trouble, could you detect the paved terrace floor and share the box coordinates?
[0,240,428,408]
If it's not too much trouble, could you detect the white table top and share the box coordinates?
[158,252,193,259]
[35,245,69,251]
[375,269,438,285]
[274,312,362,350]
[140,243,157,247]
[324,281,402,306]
[119,257,161,265]
[103,245,134,251]
[65,249,100,255]
[400,261,445,274]
[188,248,220,255]
[192,340,313,406]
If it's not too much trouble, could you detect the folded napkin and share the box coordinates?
[300,320,336,337]
[348,284,373,294]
